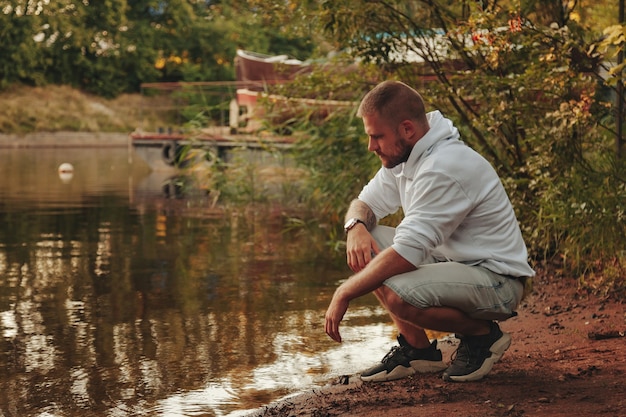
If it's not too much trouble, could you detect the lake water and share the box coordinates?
[0,146,396,417]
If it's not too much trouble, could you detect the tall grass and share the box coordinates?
[0,84,172,134]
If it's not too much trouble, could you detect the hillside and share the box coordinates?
[0,85,169,135]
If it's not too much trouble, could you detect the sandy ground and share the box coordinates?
[245,267,625,417]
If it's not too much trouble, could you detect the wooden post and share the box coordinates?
[229,98,240,134]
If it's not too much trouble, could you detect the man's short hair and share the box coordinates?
[357,81,427,127]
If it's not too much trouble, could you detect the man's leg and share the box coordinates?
[359,226,448,382]
[374,286,491,347]
[368,226,485,348]
[380,262,523,382]
[358,298,448,382]
[362,226,522,382]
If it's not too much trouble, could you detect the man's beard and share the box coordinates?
[379,134,413,169]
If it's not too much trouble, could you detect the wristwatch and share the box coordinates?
[344,217,365,233]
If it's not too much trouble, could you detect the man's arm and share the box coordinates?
[344,199,377,230]
[325,246,416,342]
[345,199,379,272]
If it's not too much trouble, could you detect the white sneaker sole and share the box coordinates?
[445,332,511,382]
[360,360,447,382]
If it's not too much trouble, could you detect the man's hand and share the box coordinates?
[324,291,350,343]
[327,242,418,343]
[346,225,380,272]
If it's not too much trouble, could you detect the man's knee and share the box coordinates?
[377,286,422,319]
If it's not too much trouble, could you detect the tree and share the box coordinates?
[253,0,625,294]
[0,1,319,95]
[0,1,47,87]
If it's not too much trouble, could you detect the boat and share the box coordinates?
[234,49,310,86]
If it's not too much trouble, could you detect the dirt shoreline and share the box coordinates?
[245,269,625,417]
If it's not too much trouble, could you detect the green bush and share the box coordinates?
[258,51,626,297]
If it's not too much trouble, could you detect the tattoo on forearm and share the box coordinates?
[346,199,377,231]
[364,209,376,230]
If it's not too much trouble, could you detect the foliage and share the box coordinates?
[188,57,382,246]
[265,59,381,228]
[595,23,626,86]
[254,0,626,296]
[0,0,318,97]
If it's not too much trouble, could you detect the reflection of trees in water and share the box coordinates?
[0,203,344,415]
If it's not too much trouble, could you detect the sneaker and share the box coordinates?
[360,335,447,382]
[442,321,511,382]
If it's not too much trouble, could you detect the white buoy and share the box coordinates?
[58,163,74,183]
[58,163,74,173]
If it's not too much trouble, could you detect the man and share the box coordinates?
[324,80,534,382]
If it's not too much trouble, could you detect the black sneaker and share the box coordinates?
[360,335,447,382]
[442,321,511,382]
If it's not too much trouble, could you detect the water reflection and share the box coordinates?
[0,147,394,417]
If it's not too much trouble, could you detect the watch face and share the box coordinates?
[344,218,358,231]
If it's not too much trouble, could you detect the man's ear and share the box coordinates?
[399,120,415,139]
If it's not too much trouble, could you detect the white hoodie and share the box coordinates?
[358,111,535,278]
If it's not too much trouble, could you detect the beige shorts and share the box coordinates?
[373,225,524,321]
